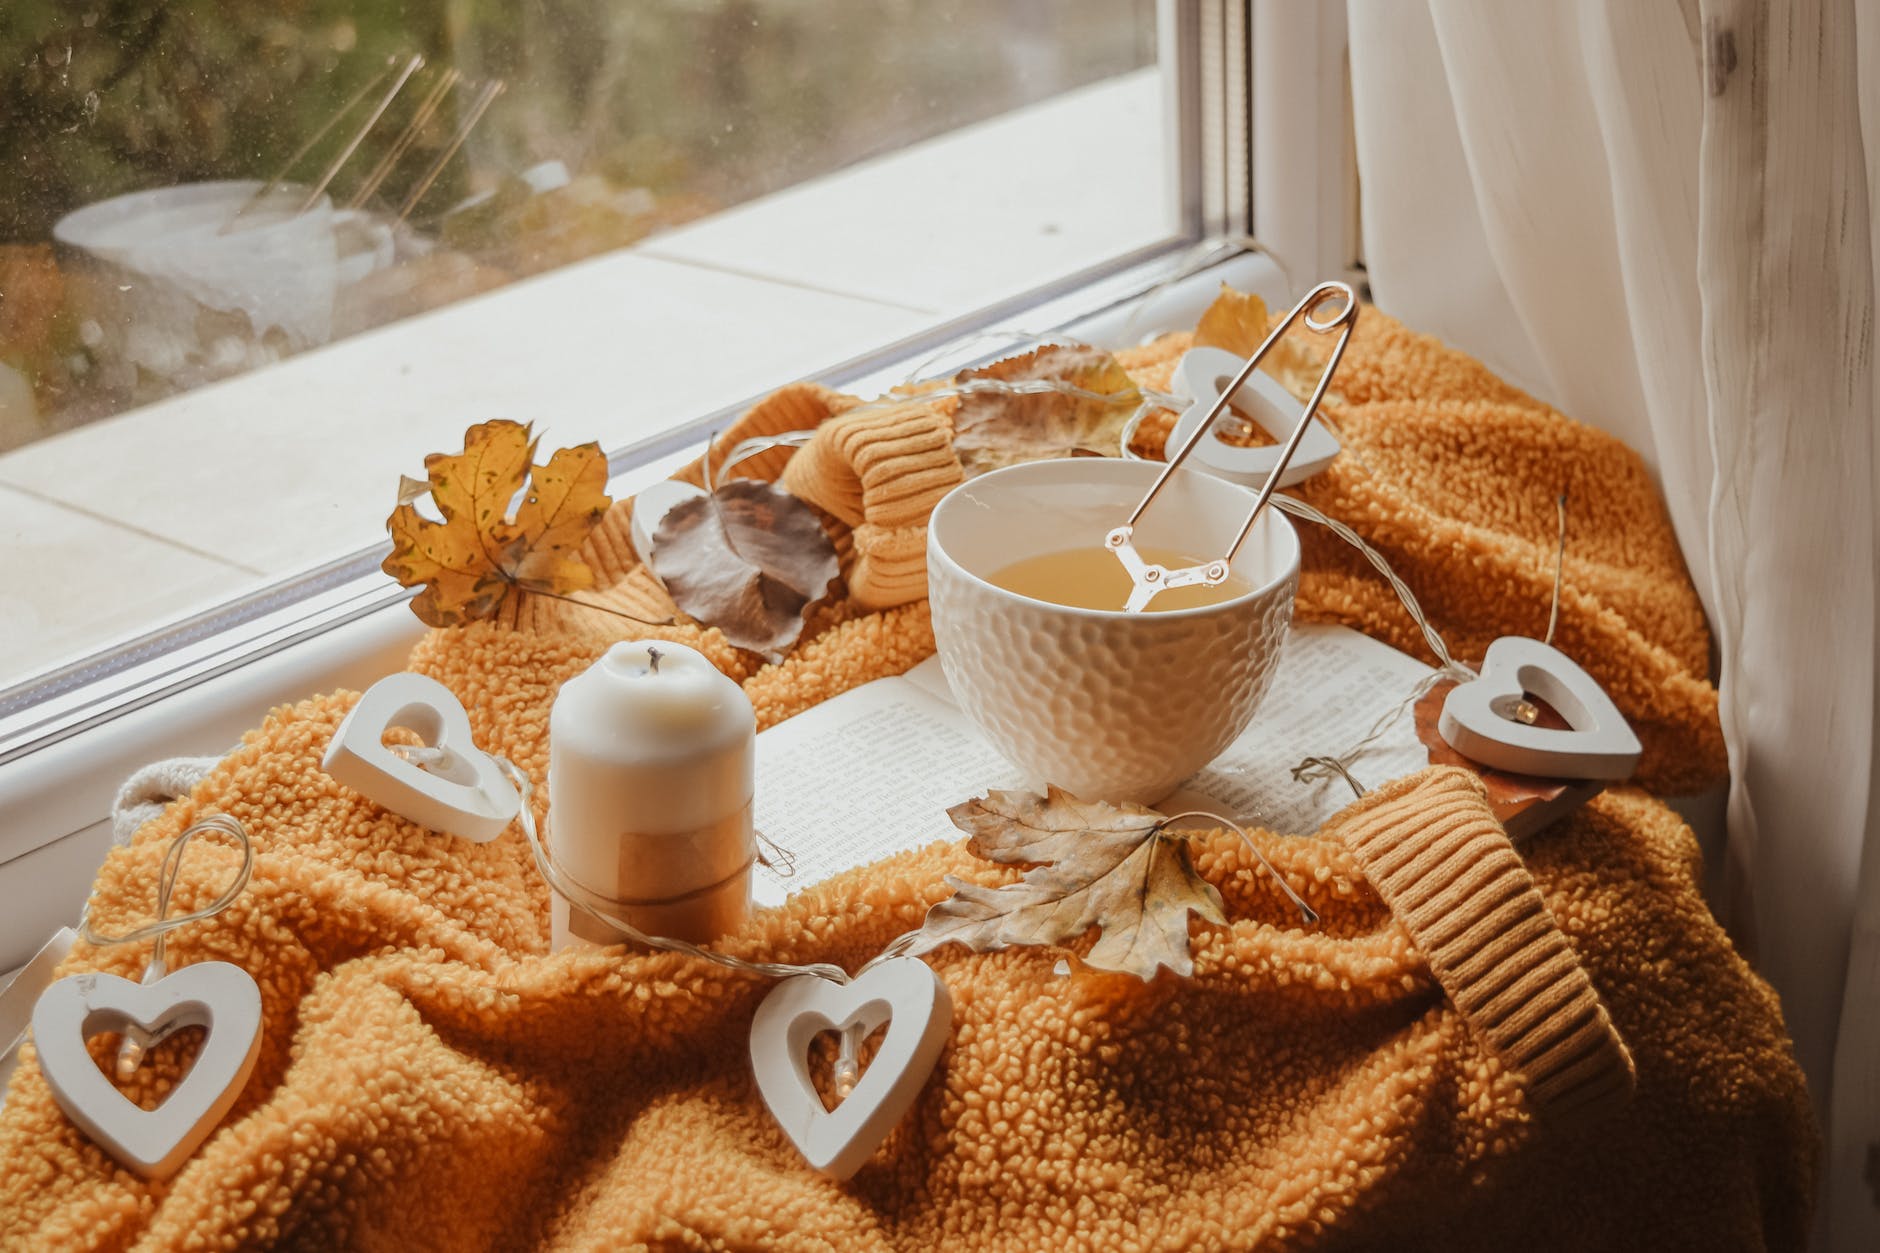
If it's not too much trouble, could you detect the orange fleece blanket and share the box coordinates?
[0,307,1813,1250]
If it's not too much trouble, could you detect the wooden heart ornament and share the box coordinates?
[750,957,952,1180]
[32,962,263,1178]
[322,672,520,843]
[1167,346,1341,489]
[1438,637,1643,780]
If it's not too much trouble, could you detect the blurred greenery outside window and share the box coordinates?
[0,0,1158,451]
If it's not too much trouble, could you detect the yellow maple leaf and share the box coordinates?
[1193,283,1320,392]
[383,419,612,627]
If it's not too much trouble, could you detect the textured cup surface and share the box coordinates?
[928,458,1299,804]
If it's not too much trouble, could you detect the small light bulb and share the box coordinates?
[114,1033,147,1082]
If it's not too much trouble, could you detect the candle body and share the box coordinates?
[548,641,756,949]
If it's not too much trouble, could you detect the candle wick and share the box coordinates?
[646,646,662,675]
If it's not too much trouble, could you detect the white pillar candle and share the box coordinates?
[548,640,756,950]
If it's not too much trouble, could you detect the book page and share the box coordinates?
[751,626,1436,905]
[751,672,1021,906]
[1167,624,1434,834]
[896,654,957,706]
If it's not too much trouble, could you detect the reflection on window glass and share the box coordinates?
[0,1,1169,699]
[0,0,1155,452]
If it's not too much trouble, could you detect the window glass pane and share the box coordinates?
[0,1,1174,695]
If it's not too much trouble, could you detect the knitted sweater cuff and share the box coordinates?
[1331,767,1636,1123]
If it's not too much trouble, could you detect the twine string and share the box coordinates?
[494,757,874,986]
[1268,496,1476,683]
[490,758,1310,989]
[1289,668,1455,800]
[1157,812,1318,924]
[1264,494,1474,798]
[76,812,254,1078]
[78,814,254,971]
[1273,492,1570,790]
[1288,755,1370,798]
[1545,491,1568,646]
[755,829,798,878]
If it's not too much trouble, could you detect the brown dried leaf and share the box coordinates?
[1192,283,1320,393]
[950,344,1141,478]
[383,420,612,627]
[650,478,841,662]
[907,786,1227,980]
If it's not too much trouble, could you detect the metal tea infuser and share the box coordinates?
[1107,280,1359,611]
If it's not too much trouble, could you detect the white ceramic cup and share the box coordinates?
[927,458,1301,805]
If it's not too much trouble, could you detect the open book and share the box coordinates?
[751,624,1435,906]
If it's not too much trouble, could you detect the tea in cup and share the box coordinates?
[927,457,1300,804]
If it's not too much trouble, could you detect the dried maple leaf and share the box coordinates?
[906,786,1227,980]
[1193,283,1320,393]
[950,344,1141,478]
[650,478,841,662]
[384,419,611,627]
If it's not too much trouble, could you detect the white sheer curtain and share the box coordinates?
[1345,2,1878,1248]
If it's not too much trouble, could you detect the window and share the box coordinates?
[0,0,1191,702]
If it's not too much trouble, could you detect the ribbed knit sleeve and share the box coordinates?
[1332,768,1637,1123]
[782,396,963,610]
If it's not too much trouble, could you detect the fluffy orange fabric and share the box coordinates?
[0,304,1811,1250]
[0,740,1811,1248]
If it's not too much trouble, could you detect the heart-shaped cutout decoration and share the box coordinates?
[322,672,519,843]
[750,957,952,1180]
[1167,346,1341,489]
[32,962,263,1179]
[1438,637,1643,780]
